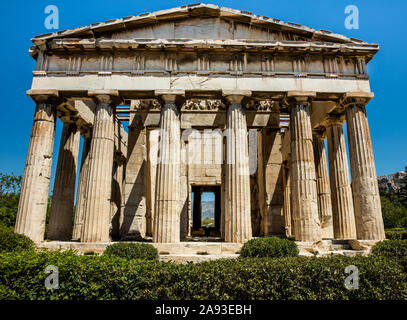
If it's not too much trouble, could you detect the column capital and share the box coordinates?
[222,90,252,104]
[88,90,120,106]
[155,90,185,105]
[26,89,61,105]
[340,92,374,108]
[313,127,327,140]
[284,91,316,108]
[326,113,346,126]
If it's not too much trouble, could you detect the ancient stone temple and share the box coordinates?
[15,4,385,245]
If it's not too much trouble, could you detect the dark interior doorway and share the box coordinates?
[191,185,221,237]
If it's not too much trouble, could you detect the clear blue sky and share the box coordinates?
[0,0,406,191]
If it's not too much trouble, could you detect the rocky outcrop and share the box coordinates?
[378,171,406,194]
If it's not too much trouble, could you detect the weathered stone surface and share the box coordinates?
[346,104,385,240]
[15,98,57,242]
[289,96,321,242]
[121,122,147,239]
[313,135,334,239]
[153,95,181,243]
[72,137,91,240]
[261,130,285,235]
[48,122,80,240]
[348,239,380,251]
[327,121,356,239]
[224,94,252,243]
[81,95,116,242]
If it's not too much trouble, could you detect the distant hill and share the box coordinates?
[378,171,406,194]
[201,201,215,219]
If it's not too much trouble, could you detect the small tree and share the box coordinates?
[0,173,22,229]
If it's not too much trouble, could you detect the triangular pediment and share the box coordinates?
[31,3,372,46]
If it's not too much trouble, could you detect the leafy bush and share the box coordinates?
[381,196,407,229]
[240,237,299,258]
[103,242,158,261]
[371,240,407,261]
[0,225,34,253]
[385,229,407,240]
[0,250,406,300]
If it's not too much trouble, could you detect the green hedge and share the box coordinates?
[0,225,34,253]
[1,249,406,300]
[104,243,158,261]
[385,229,407,240]
[240,237,299,258]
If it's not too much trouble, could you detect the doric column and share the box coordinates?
[153,91,183,243]
[326,116,356,239]
[288,92,321,242]
[313,132,334,239]
[345,96,385,240]
[223,91,252,243]
[15,91,59,242]
[81,91,118,243]
[72,134,91,240]
[47,121,80,240]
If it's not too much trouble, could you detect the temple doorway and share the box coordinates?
[191,185,221,237]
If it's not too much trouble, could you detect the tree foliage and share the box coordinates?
[0,173,22,229]
[380,166,407,229]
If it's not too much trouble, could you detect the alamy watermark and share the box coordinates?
[44,265,59,290]
[344,265,359,290]
[344,5,359,30]
[44,5,59,30]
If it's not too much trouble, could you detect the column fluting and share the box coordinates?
[15,94,58,242]
[153,94,181,243]
[81,94,116,242]
[224,94,252,243]
[326,119,356,239]
[72,136,91,240]
[289,96,321,242]
[313,134,334,239]
[47,122,80,240]
[346,101,385,240]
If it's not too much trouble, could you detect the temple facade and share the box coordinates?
[15,4,385,244]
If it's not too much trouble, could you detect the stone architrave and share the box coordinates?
[15,91,59,242]
[47,122,80,240]
[223,91,252,243]
[153,91,183,243]
[313,133,334,239]
[288,92,321,242]
[81,91,118,242]
[72,136,91,240]
[345,97,385,240]
[326,117,356,239]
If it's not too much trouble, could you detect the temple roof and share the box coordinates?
[31,3,374,46]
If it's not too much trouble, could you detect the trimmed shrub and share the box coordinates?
[103,242,158,261]
[371,239,407,261]
[0,225,34,253]
[385,229,407,240]
[240,237,299,258]
[0,250,406,300]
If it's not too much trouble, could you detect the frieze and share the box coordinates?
[245,100,277,111]
[182,99,226,111]
[132,99,161,111]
